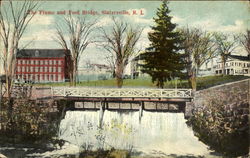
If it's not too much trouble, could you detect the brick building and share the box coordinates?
[15,49,71,83]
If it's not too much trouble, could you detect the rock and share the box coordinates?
[0,154,7,158]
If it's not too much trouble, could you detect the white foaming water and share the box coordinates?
[59,110,211,156]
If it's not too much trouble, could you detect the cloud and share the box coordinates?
[96,16,113,27]
[172,16,184,24]
[22,29,55,42]
[219,20,247,33]
[29,15,54,26]
[191,18,247,34]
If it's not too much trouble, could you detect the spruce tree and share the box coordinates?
[140,0,185,88]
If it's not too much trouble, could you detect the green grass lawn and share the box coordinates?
[34,75,250,90]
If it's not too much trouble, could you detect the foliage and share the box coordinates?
[79,149,130,158]
[0,98,58,143]
[140,0,185,88]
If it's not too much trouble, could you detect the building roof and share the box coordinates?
[16,49,70,58]
[228,55,250,61]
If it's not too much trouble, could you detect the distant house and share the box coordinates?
[15,49,71,83]
[78,62,112,81]
[214,55,250,76]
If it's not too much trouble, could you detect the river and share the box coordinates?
[0,110,224,158]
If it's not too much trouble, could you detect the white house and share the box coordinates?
[214,55,250,76]
[78,62,112,81]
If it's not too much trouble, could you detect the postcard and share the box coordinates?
[0,0,249,158]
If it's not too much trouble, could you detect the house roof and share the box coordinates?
[228,55,250,61]
[16,49,70,58]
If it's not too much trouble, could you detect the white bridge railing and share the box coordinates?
[51,87,193,99]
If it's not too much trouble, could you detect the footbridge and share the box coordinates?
[51,87,193,101]
[50,87,192,113]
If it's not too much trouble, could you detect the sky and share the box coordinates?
[3,0,250,66]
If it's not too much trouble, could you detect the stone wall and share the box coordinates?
[186,79,249,156]
[186,79,250,117]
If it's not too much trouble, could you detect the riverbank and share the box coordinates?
[34,75,249,90]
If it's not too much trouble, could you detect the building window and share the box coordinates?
[58,75,61,81]
[35,74,38,81]
[17,66,20,72]
[49,60,52,65]
[26,67,29,72]
[40,67,43,72]
[58,60,61,65]
[40,60,43,65]
[53,67,57,72]
[45,67,47,72]
[40,75,43,82]
[30,67,33,72]
[31,60,33,65]
[58,67,62,73]
[45,60,48,65]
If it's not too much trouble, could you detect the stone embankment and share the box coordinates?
[186,79,249,157]
[186,79,250,117]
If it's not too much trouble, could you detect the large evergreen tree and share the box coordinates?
[140,0,185,88]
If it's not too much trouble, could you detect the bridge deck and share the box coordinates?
[51,87,193,99]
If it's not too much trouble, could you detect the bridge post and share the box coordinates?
[99,101,105,127]
[139,101,144,121]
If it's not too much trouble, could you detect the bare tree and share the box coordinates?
[214,32,238,76]
[0,0,38,98]
[180,27,217,90]
[239,30,250,55]
[99,18,143,88]
[54,16,96,86]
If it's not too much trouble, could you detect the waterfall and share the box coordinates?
[59,110,210,156]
